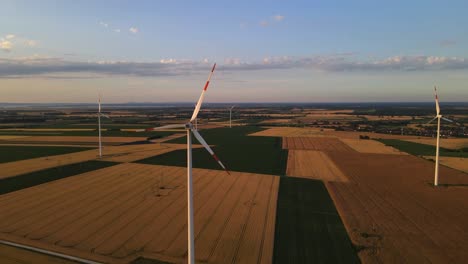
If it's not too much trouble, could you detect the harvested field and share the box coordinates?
[405,138,468,150]
[326,152,468,263]
[273,177,358,263]
[0,164,279,264]
[424,156,468,173]
[0,128,96,132]
[0,144,187,179]
[286,150,348,182]
[283,137,356,153]
[340,138,407,155]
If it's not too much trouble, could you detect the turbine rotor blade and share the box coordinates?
[143,124,185,132]
[190,63,216,122]
[191,129,230,174]
[434,86,440,115]
[441,117,454,123]
[425,116,438,125]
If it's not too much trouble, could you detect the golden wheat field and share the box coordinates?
[0,163,279,264]
[286,150,348,182]
[339,139,407,155]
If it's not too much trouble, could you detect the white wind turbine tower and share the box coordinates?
[229,105,235,128]
[97,93,109,158]
[140,63,229,264]
[426,86,454,186]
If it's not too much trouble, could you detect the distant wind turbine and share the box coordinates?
[97,93,109,158]
[139,63,229,264]
[426,86,454,186]
[229,105,235,128]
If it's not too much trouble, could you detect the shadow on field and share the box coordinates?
[0,160,118,195]
[273,177,359,264]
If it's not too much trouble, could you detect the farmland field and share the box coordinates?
[0,143,185,179]
[283,137,355,153]
[405,138,468,150]
[377,139,468,157]
[339,138,407,155]
[273,177,359,263]
[0,145,94,164]
[138,126,288,175]
[0,160,117,195]
[286,150,348,182]
[0,163,279,264]
[424,156,468,173]
[326,152,468,263]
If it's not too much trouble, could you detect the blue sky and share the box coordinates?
[1,0,468,103]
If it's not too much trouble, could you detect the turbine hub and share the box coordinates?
[185,123,193,129]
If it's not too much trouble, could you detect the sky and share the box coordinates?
[1,0,468,103]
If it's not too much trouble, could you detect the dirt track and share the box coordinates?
[0,164,279,264]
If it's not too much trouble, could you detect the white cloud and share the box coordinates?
[25,40,37,47]
[273,15,285,22]
[99,21,108,28]
[0,40,13,52]
[129,27,139,34]
[113,29,121,33]
[5,34,15,39]
[1,55,467,78]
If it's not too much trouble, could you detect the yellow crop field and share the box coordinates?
[286,150,348,182]
[340,139,407,155]
[0,164,279,264]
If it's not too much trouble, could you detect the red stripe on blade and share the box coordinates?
[203,81,210,91]
[211,63,216,72]
[212,154,220,162]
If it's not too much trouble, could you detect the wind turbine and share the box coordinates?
[97,93,109,158]
[426,86,454,186]
[229,105,235,128]
[142,63,229,264]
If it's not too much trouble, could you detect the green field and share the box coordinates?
[0,146,94,164]
[0,160,118,195]
[273,177,359,263]
[137,126,288,175]
[377,139,468,157]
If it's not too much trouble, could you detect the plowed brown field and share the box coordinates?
[0,164,279,264]
[326,153,468,263]
[283,137,356,152]
[286,150,348,182]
